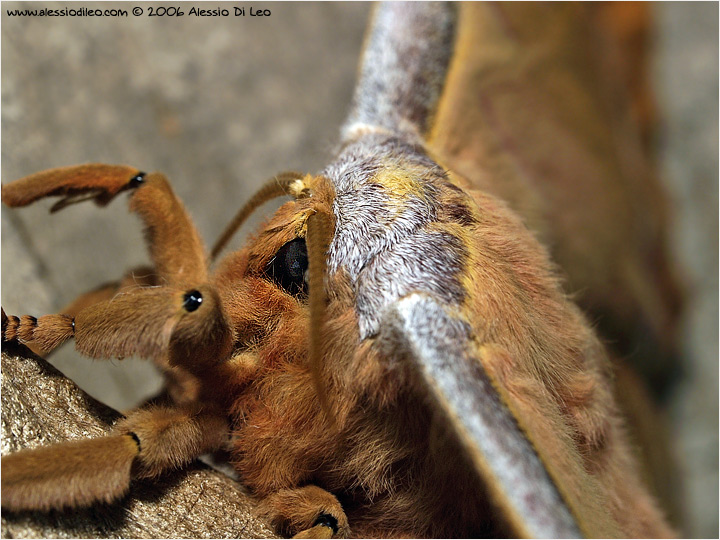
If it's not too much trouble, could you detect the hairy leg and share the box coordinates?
[1,405,227,511]
[2,164,208,287]
[259,485,350,539]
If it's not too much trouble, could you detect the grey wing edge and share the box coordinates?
[378,293,583,539]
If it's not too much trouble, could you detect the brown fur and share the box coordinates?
[129,173,208,287]
[0,4,679,538]
[426,3,681,530]
[1,163,140,209]
[449,183,672,537]
[1,162,673,536]
[259,485,349,538]
[1,435,138,511]
[4,312,74,352]
[428,2,682,398]
[60,266,158,315]
[115,406,228,479]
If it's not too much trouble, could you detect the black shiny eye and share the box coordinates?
[267,238,308,296]
[183,290,203,312]
[129,172,146,186]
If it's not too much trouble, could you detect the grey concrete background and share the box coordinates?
[1,2,717,537]
[653,3,719,536]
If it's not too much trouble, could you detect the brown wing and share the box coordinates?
[428,2,683,401]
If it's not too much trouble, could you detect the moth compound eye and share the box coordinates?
[182,290,203,312]
[129,172,146,186]
[267,238,308,296]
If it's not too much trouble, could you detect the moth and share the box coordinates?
[1,3,681,538]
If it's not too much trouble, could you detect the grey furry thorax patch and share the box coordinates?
[322,135,468,339]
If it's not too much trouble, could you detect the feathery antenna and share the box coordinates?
[211,171,306,260]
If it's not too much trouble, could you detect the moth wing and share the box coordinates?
[379,293,620,539]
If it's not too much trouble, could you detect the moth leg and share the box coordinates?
[58,266,158,318]
[1,405,228,512]
[14,266,159,358]
[38,266,198,405]
[1,163,143,210]
[2,308,75,354]
[2,164,207,287]
[113,405,229,479]
[1,433,139,512]
[127,172,207,287]
[3,284,232,382]
[259,485,350,539]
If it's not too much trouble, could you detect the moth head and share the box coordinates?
[210,174,337,364]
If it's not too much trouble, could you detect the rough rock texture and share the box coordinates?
[1,344,278,539]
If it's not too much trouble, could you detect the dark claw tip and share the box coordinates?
[129,172,147,186]
[182,290,203,312]
[129,432,142,451]
[313,513,339,535]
